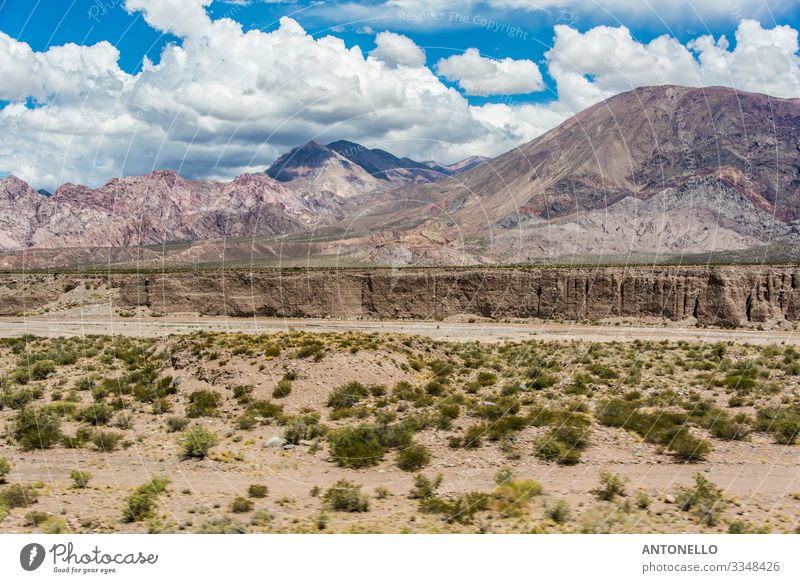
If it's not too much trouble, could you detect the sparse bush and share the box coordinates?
[494,467,514,485]
[635,491,652,510]
[92,431,123,452]
[667,430,711,462]
[246,399,284,422]
[420,491,490,524]
[1,483,38,508]
[247,484,268,499]
[676,474,726,527]
[544,499,572,524]
[463,424,486,449]
[231,495,254,513]
[272,380,292,399]
[29,360,56,381]
[75,403,113,426]
[179,426,219,459]
[396,443,431,472]
[236,413,257,430]
[61,427,92,449]
[727,520,770,534]
[476,371,497,386]
[232,384,253,403]
[283,414,325,444]
[706,413,750,441]
[409,474,442,501]
[115,413,134,429]
[326,382,370,410]
[534,415,591,465]
[165,416,189,433]
[491,479,542,517]
[592,471,627,501]
[13,407,63,449]
[327,424,403,468]
[122,477,170,522]
[323,480,369,512]
[195,516,247,534]
[756,406,800,445]
[186,390,220,418]
[70,470,91,489]
[0,459,10,483]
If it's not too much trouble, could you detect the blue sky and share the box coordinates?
[0,0,799,188]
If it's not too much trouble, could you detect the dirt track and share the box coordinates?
[0,316,798,345]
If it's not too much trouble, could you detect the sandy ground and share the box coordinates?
[0,315,798,345]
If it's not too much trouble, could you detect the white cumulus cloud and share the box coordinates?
[546,19,800,111]
[370,31,427,68]
[436,48,545,96]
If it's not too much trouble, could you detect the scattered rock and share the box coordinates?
[264,436,286,448]
[664,494,676,504]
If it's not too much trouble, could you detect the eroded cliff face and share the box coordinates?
[1,266,799,328]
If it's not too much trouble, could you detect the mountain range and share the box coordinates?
[1,84,798,267]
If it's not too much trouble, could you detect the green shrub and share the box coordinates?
[195,516,247,534]
[727,520,770,534]
[75,403,113,426]
[396,443,431,472]
[706,412,750,441]
[92,431,123,452]
[667,430,711,462]
[592,471,627,501]
[232,384,253,403]
[186,390,220,418]
[476,371,497,386]
[419,491,489,524]
[676,474,726,527]
[0,459,10,484]
[296,341,324,359]
[328,425,386,468]
[70,470,91,489]
[231,495,254,513]
[544,499,572,524]
[247,484,269,499]
[30,360,56,381]
[236,413,257,430]
[0,483,38,508]
[409,473,442,500]
[463,424,486,449]
[534,415,591,465]
[491,479,543,517]
[165,416,189,433]
[0,387,44,409]
[179,426,219,459]
[283,414,325,444]
[756,406,800,445]
[272,380,292,399]
[246,400,284,421]
[326,382,370,410]
[534,437,580,465]
[74,377,95,391]
[597,398,638,428]
[62,427,93,449]
[635,491,652,510]
[13,407,63,449]
[323,480,369,512]
[122,477,170,522]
